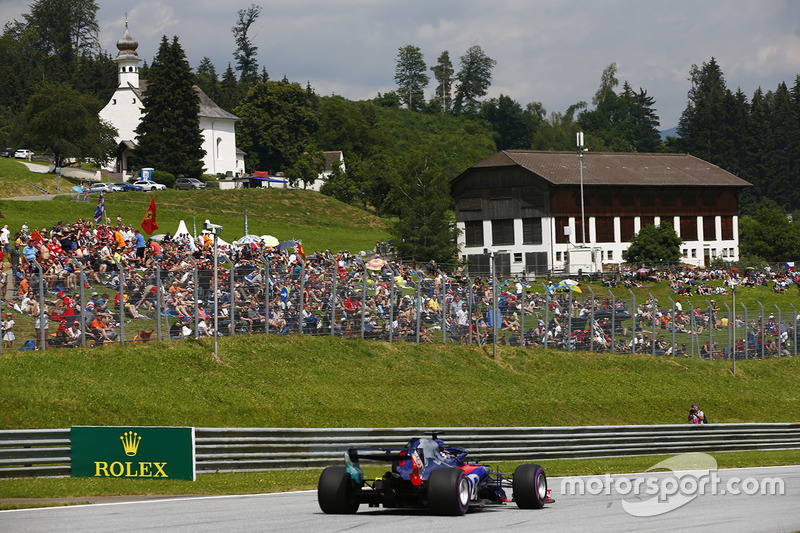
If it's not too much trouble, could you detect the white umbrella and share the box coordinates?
[236,234,263,246]
[261,234,279,247]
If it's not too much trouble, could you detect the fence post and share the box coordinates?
[415,269,422,344]
[543,283,550,350]
[228,259,236,336]
[467,276,473,346]
[740,301,748,360]
[587,286,595,353]
[757,301,765,359]
[775,304,782,357]
[568,287,573,351]
[722,302,730,360]
[79,263,86,349]
[33,261,45,351]
[298,256,306,335]
[155,261,162,341]
[330,260,336,337]
[627,288,636,353]
[441,276,447,344]
[359,259,366,339]
[667,296,676,357]
[114,259,124,345]
[608,289,616,353]
[704,298,713,359]
[689,302,695,358]
[649,292,657,356]
[791,304,797,358]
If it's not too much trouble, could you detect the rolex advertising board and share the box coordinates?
[71,426,196,481]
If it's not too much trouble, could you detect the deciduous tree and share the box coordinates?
[622,223,682,265]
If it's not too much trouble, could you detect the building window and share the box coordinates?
[722,248,728,257]
[619,192,634,206]
[556,251,562,261]
[491,219,514,246]
[683,249,688,257]
[691,249,697,258]
[459,197,483,211]
[661,191,676,206]
[680,216,697,241]
[703,216,716,241]
[522,218,542,244]
[112,99,116,105]
[607,250,613,261]
[729,247,734,257]
[489,188,513,200]
[620,216,635,242]
[132,98,136,104]
[464,220,484,247]
[641,191,656,207]
[514,253,522,263]
[595,217,615,243]
[682,190,697,206]
[721,216,734,240]
[216,137,223,159]
[555,217,570,244]
[711,248,717,258]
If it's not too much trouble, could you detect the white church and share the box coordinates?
[100,22,245,179]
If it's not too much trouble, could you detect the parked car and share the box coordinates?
[175,177,206,190]
[0,148,15,158]
[87,183,115,194]
[14,149,34,159]
[133,180,167,191]
[111,183,142,192]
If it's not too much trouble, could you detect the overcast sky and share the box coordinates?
[2,0,799,130]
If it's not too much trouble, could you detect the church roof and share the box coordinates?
[115,22,141,62]
[135,80,239,121]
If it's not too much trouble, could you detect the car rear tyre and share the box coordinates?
[428,467,470,516]
[513,463,547,509]
[318,466,360,514]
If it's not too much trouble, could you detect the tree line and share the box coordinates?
[0,1,798,262]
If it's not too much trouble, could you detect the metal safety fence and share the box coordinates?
[9,252,798,362]
[2,424,800,478]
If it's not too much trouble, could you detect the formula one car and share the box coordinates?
[317,433,550,515]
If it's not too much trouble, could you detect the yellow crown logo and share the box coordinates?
[120,431,141,456]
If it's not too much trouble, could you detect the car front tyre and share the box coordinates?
[428,467,470,516]
[513,464,547,509]
[318,466,360,514]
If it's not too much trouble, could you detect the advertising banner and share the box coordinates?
[71,426,195,481]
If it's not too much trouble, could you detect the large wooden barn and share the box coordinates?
[451,150,752,277]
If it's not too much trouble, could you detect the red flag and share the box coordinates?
[29,229,44,244]
[141,197,159,235]
[296,241,305,259]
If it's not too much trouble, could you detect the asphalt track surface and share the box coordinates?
[2,465,798,532]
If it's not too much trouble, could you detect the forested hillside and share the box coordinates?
[1,2,799,262]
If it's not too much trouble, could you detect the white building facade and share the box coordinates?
[451,151,752,278]
[100,22,244,179]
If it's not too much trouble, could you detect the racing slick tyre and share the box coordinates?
[513,463,548,509]
[427,467,470,516]
[318,466,360,514]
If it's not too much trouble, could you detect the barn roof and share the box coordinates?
[458,150,751,188]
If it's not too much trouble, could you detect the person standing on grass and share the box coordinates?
[2,313,15,348]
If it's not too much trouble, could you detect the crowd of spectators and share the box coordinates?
[1,218,798,358]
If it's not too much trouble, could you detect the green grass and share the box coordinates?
[2,334,799,429]
[1,187,389,254]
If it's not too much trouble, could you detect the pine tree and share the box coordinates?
[394,45,429,111]
[676,57,729,164]
[195,57,220,103]
[135,36,205,177]
[453,45,496,115]
[430,51,454,114]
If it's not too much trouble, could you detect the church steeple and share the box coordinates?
[114,15,142,89]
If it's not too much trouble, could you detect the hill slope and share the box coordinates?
[2,335,798,429]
